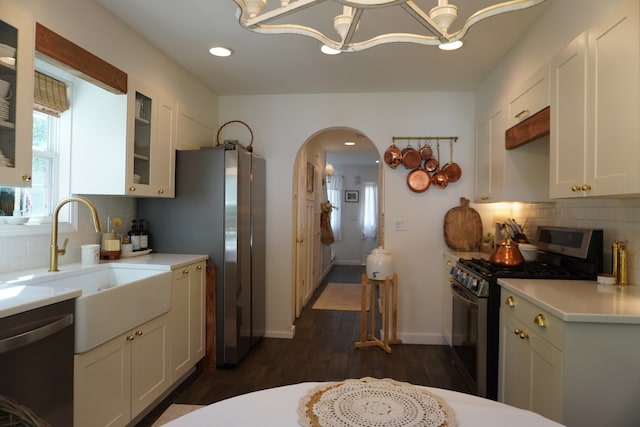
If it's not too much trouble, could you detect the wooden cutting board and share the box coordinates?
[444,197,483,251]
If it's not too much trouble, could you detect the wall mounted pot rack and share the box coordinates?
[386,136,461,193]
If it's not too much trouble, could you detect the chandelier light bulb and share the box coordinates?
[244,0,267,18]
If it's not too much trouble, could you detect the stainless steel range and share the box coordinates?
[449,226,603,400]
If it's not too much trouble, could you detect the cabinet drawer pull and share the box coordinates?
[581,184,592,191]
[126,335,135,341]
[534,313,547,328]
[480,196,490,201]
[446,260,452,267]
[571,185,580,192]
[129,186,136,192]
[506,296,515,307]
[182,269,189,275]
[515,109,530,119]
[196,265,203,271]
[135,330,143,336]
[22,174,32,182]
[157,188,165,194]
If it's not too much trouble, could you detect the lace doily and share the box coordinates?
[298,378,457,427]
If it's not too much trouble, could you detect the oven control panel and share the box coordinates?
[450,265,489,297]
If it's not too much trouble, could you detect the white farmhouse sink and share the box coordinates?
[23,264,171,353]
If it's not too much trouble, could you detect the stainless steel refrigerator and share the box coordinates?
[137,143,265,367]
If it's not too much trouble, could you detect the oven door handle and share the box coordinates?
[0,314,73,354]
[451,284,478,308]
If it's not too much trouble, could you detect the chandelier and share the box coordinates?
[233,0,548,53]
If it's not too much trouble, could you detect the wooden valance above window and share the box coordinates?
[35,23,127,94]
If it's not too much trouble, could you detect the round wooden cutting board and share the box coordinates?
[444,197,483,251]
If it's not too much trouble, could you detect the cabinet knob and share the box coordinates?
[506,296,515,307]
[126,335,135,341]
[534,313,547,328]
[129,186,136,192]
[157,188,164,195]
[21,174,32,182]
[571,185,581,192]
[196,265,203,271]
[182,269,189,275]
[581,184,592,191]
[514,328,529,339]
[135,330,143,336]
[446,260,452,267]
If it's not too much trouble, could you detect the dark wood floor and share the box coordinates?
[136,265,471,426]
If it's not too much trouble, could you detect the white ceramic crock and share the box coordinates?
[366,247,394,280]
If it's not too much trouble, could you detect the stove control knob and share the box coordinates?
[469,278,478,289]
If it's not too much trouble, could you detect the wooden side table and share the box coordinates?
[355,273,401,353]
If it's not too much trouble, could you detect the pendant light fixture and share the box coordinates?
[233,0,548,53]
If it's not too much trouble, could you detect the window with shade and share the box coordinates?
[0,69,71,222]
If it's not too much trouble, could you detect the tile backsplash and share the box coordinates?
[0,195,135,274]
[478,198,640,285]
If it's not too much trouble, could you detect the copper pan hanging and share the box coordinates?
[401,143,422,169]
[441,139,462,183]
[419,141,433,160]
[407,165,431,193]
[431,140,449,189]
[384,143,402,169]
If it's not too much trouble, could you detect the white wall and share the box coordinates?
[220,92,476,342]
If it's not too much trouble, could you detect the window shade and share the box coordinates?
[34,71,69,116]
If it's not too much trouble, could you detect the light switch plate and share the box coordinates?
[394,217,407,231]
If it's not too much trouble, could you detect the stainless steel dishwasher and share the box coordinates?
[0,299,75,426]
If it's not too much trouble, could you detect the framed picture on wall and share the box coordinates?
[307,162,314,193]
[345,190,359,203]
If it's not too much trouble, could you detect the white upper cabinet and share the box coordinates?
[0,5,34,187]
[71,77,176,197]
[176,102,215,151]
[506,64,550,129]
[550,0,640,198]
[475,97,549,203]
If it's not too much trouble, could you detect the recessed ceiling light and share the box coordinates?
[320,45,341,55]
[344,141,355,146]
[209,46,234,57]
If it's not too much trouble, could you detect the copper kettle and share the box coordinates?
[489,226,524,266]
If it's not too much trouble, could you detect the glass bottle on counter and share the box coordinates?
[139,219,148,251]
[129,219,140,251]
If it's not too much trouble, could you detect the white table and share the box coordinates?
[163,382,564,426]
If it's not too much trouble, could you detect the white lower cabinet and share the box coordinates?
[499,288,640,427]
[169,261,206,381]
[499,306,562,422]
[74,313,170,427]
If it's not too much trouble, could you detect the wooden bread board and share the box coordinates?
[444,197,483,251]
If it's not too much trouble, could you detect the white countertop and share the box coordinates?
[447,250,490,260]
[498,278,640,324]
[0,253,208,319]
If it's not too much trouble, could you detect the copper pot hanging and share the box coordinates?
[441,139,462,183]
[431,140,449,189]
[384,143,402,169]
[419,142,433,160]
[401,144,422,169]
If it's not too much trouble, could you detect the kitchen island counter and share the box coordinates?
[498,278,640,324]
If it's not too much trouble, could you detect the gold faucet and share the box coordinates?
[49,196,101,272]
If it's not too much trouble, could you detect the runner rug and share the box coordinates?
[312,282,365,311]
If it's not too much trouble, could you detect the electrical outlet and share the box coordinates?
[394,217,407,231]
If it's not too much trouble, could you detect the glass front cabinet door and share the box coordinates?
[127,79,175,198]
[0,6,34,187]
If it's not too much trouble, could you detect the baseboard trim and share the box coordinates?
[264,324,295,339]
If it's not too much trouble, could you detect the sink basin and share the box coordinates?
[24,264,171,353]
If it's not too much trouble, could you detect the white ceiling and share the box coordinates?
[95,0,551,163]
